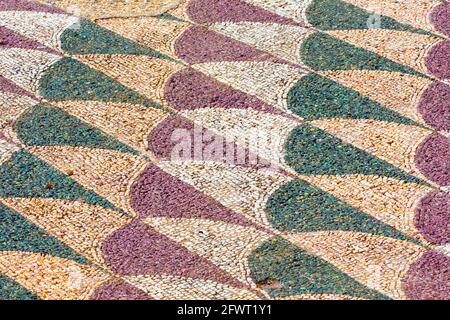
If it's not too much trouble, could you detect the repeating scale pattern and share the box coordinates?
[0,0,449,300]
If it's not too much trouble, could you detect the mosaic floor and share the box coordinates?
[0,0,449,300]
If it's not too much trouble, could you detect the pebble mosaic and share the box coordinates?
[0,0,449,300]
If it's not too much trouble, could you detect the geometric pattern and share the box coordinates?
[0,0,449,300]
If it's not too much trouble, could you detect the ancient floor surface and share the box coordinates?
[0,0,449,300]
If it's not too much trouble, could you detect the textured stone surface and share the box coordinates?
[0,0,448,300]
